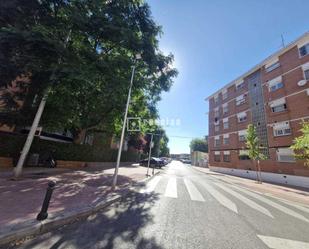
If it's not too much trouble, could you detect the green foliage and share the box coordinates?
[245,124,265,161]
[291,121,309,167]
[0,0,177,144]
[190,138,208,153]
[0,132,139,162]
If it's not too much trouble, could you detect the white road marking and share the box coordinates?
[183,178,205,202]
[231,185,309,223]
[140,176,161,193]
[275,198,309,215]
[165,178,177,198]
[257,235,309,249]
[200,182,238,213]
[214,182,273,218]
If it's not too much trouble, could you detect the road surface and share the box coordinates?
[7,161,309,249]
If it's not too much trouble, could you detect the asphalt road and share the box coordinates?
[7,161,309,249]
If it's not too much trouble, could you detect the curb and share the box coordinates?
[0,170,161,247]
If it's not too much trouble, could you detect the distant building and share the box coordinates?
[191,151,208,167]
[206,32,309,179]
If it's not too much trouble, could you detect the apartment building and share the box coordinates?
[206,32,309,178]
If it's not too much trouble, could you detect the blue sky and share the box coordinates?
[147,0,309,154]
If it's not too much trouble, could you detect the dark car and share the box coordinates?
[139,157,164,168]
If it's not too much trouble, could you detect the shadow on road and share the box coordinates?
[9,190,163,249]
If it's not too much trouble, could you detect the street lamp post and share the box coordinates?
[111,54,141,190]
[146,133,154,176]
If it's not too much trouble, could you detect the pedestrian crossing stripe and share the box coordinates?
[230,184,309,223]
[183,178,205,202]
[199,181,238,213]
[257,235,309,249]
[164,177,177,198]
[213,182,273,218]
[140,176,309,223]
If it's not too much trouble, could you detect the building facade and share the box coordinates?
[207,32,309,177]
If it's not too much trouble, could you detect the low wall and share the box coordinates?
[0,157,13,168]
[209,166,309,189]
[0,156,135,170]
[57,160,135,169]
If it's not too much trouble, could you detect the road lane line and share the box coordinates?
[213,182,273,218]
[200,182,238,213]
[140,176,162,193]
[183,178,205,202]
[231,185,309,223]
[257,235,309,249]
[164,178,177,198]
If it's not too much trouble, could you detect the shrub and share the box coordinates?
[0,132,140,162]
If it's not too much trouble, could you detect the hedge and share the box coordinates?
[0,132,140,162]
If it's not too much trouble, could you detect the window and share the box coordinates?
[270,82,283,92]
[215,125,219,132]
[223,103,228,115]
[268,76,283,92]
[214,95,219,104]
[299,43,309,57]
[277,148,295,163]
[223,134,229,145]
[214,108,219,118]
[223,118,229,129]
[239,135,246,142]
[237,112,247,123]
[214,152,220,162]
[239,150,250,160]
[223,151,230,162]
[273,122,291,137]
[238,130,247,142]
[270,98,287,113]
[222,89,228,100]
[235,80,244,91]
[305,69,309,81]
[272,104,287,113]
[265,60,280,73]
[214,136,220,147]
[236,94,246,106]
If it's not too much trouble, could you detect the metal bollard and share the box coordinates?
[37,181,56,221]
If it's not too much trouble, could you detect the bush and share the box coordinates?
[0,132,140,162]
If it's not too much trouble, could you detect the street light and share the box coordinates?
[146,133,154,176]
[111,54,141,190]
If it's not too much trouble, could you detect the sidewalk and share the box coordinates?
[0,164,160,245]
[192,166,309,206]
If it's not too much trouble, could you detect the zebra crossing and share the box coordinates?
[140,175,309,223]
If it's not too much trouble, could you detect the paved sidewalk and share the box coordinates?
[0,164,160,245]
[192,166,309,206]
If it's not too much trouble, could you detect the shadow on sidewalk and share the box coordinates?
[6,190,164,249]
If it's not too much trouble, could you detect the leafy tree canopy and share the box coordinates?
[0,0,177,143]
[190,138,208,153]
[246,124,266,160]
[291,121,309,167]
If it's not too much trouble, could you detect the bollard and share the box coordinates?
[37,181,56,221]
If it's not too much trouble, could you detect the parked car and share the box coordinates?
[139,157,164,168]
[182,159,191,164]
[159,157,170,166]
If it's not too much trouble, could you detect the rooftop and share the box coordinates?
[205,31,309,101]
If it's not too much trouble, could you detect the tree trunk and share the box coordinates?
[257,159,262,183]
[254,160,259,183]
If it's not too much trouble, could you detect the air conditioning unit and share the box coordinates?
[297,80,306,87]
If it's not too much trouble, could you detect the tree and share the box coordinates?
[290,121,309,167]
[190,138,208,153]
[0,0,178,143]
[246,124,266,183]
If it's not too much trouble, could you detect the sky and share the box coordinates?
[147,0,309,154]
